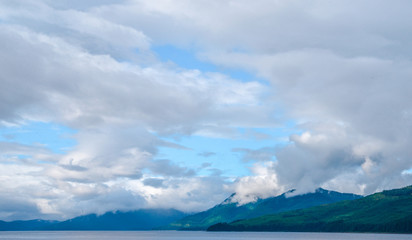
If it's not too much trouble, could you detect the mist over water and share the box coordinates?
[0,231,410,240]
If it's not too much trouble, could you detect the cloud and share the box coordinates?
[0,2,272,218]
[47,183,147,219]
[127,176,232,212]
[198,151,216,158]
[221,49,412,196]
[231,161,283,205]
[149,159,196,177]
[143,178,165,188]
[232,147,277,162]
[0,159,61,220]
[243,129,271,140]
[0,23,270,132]
[158,140,192,150]
[189,2,412,196]
[91,0,412,59]
[0,195,42,221]
[1,0,412,218]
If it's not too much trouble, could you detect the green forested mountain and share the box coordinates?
[165,188,361,230]
[208,185,412,233]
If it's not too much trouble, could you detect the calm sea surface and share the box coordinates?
[0,231,410,240]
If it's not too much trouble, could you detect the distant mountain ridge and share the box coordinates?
[0,219,57,231]
[0,209,187,231]
[164,188,361,230]
[49,208,187,230]
[208,185,412,233]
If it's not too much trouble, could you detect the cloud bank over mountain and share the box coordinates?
[0,0,411,220]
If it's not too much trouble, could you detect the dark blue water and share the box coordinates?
[0,231,410,240]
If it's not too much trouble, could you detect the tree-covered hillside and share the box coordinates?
[166,188,360,230]
[208,185,412,233]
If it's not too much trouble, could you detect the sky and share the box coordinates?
[1,0,412,221]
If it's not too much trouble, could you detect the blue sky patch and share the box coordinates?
[157,126,299,177]
[0,121,77,154]
[153,45,260,83]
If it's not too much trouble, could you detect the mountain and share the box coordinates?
[47,208,187,230]
[0,219,57,231]
[165,188,361,230]
[0,209,187,231]
[207,185,412,233]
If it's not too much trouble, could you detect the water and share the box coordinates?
[0,231,410,240]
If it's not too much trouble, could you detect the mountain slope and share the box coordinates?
[208,185,412,233]
[0,219,57,231]
[48,208,187,230]
[166,188,361,230]
[0,209,187,231]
